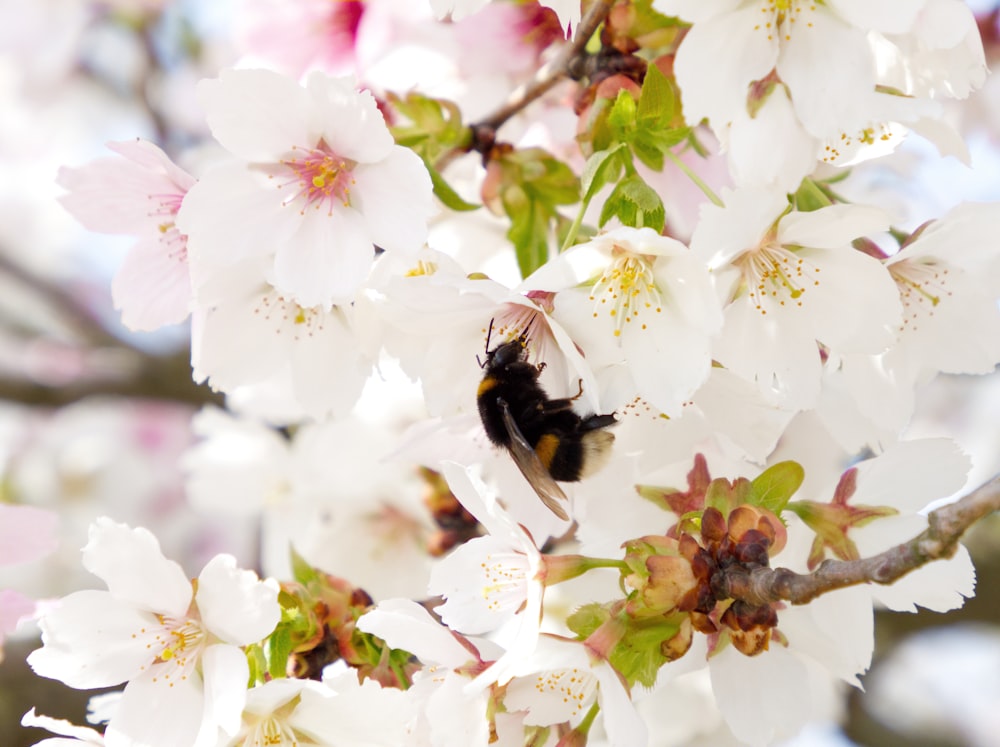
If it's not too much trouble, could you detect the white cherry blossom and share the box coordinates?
[21,709,105,746]
[657,0,986,188]
[691,186,902,409]
[190,256,373,420]
[222,666,414,747]
[358,598,496,747]
[503,634,646,747]
[817,201,1000,450]
[28,518,280,747]
[529,226,723,418]
[429,463,548,693]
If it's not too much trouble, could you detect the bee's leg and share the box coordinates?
[542,380,585,414]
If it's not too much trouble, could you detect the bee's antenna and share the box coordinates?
[477,318,496,368]
[518,315,535,346]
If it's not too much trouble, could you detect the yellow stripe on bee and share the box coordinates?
[477,376,498,397]
[535,433,560,469]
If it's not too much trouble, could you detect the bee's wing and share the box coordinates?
[499,399,570,521]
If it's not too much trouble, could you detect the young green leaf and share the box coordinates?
[421,154,480,211]
[599,174,665,232]
[750,461,805,515]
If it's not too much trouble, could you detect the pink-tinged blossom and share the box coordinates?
[28,518,280,747]
[430,0,579,36]
[178,68,433,309]
[57,139,195,331]
[237,0,365,78]
[0,504,58,565]
[1,505,58,659]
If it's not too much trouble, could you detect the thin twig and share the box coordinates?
[0,252,122,349]
[0,349,222,409]
[716,475,1000,606]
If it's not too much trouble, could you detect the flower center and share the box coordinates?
[241,713,303,747]
[735,241,821,315]
[530,667,597,718]
[753,1,817,42]
[588,249,662,337]
[255,292,328,341]
[888,258,952,333]
[134,614,206,686]
[480,551,530,613]
[149,191,189,263]
[276,143,356,216]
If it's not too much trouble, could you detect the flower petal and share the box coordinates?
[201,643,250,737]
[199,69,311,161]
[195,555,280,645]
[28,590,158,689]
[272,206,374,307]
[82,518,191,616]
[351,147,433,253]
[104,674,206,747]
[112,234,192,331]
[674,6,778,131]
[357,598,474,669]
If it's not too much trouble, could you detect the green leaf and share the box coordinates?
[388,92,470,162]
[704,476,751,514]
[609,614,682,688]
[492,147,581,277]
[290,546,320,586]
[599,174,665,232]
[580,145,629,205]
[567,602,612,639]
[637,62,675,126]
[792,178,833,212]
[267,624,294,679]
[506,193,550,278]
[750,461,805,515]
[422,154,480,211]
[608,89,638,133]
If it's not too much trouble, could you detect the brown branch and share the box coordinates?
[0,252,122,349]
[0,349,223,409]
[716,474,1000,606]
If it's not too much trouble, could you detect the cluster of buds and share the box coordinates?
[677,505,786,656]
[419,466,481,556]
[275,552,417,687]
[620,502,786,667]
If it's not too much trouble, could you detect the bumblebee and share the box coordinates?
[477,330,616,520]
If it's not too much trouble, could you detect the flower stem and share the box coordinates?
[664,149,724,207]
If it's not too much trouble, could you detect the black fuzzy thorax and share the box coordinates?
[478,341,615,481]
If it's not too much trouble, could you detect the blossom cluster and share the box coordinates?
[20,1,1000,746]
